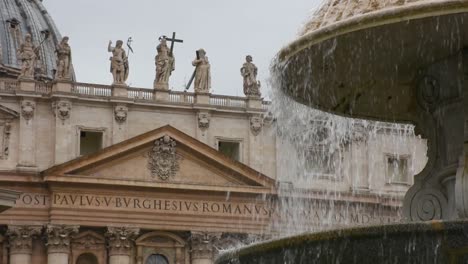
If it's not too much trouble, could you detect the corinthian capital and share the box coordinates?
[46,225,79,254]
[105,226,139,256]
[7,225,42,254]
[190,232,221,260]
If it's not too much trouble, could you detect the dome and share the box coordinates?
[0,0,67,79]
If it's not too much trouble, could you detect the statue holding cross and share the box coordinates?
[154,32,183,90]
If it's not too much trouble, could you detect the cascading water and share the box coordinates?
[266,67,426,237]
[216,0,468,262]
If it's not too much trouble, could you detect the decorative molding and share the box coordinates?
[147,135,182,181]
[105,227,139,256]
[52,99,72,123]
[198,112,210,130]
[46,225,79,254]
[72,230,105,250]
[114,105,128,124]
[20,99,35,122]
[7,225,42,254]
[250,115,263,136]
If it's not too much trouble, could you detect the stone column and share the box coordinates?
[52,99,73,164]
[190,232,220,264]
[46,225,79,264]
[17,99,36,170]
[6,225,42,264]
[105,227,139,264]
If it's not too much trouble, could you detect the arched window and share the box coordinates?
[76,253,98,264]
[146,254,169,264]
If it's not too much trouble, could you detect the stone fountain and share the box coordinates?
[217,0,468,263]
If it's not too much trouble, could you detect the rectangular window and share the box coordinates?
[218,141,240,161]
[79,131,103,156]
[386,155,410,184]
[304,146,338,180]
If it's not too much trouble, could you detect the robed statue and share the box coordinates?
[108,40,129,85]
[192,49,211,93]
[55,36,72,80]
[18,33,38,79]
[240,55,261,97]
[154,38,175,90]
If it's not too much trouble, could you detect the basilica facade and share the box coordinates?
[0,1,429,264]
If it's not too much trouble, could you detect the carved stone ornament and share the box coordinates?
[250,116,263,136]
[1,121,11,159]
[46,225,79,254]
[52,100,72,122]
[190,232,221,260]
[198,112,210,130]
[21,100,35,121]
[7,225,42,254]
[147,135,182,181]
[73,231,105,250]
[114,105,128,124]
[105,227,139,256]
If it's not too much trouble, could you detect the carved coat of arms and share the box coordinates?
[147,135,182,181]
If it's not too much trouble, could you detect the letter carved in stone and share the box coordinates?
[198,112,210,130]
[7,225,42,254]
[21,100,35,122]
[250,116,263,136]
[114,105,128,124]
[52,100,72,123]
[147,135,182,181]
[105,227,139,256]
[46,225,79,254]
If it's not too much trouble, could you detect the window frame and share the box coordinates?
[215,137,243,162]
[76,126,107,157]
[384,153,412,185]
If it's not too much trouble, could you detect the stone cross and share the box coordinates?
[160,32,183,56]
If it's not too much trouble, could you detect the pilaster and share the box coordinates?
[46,225,79,264]
[52,99,72,164]
[196,111,211,144]
[105,227,139,264]
[112,104,128,144]
[248,115,264,171]
[190,232,220,264]
[7,225,42,264]
[17,98,37,170]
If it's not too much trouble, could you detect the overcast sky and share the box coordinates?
[43,0,320,96]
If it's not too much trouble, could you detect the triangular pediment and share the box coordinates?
[0,105,19,119]
[44,125,276,194]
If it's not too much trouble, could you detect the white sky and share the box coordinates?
[43,0,320,96]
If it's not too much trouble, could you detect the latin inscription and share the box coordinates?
[14,193,401,225]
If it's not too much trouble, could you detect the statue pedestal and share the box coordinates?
[52,80,73,93]
[112,84,128,98]
[154,89,169,101]
[247,96,262,109]
[153,81,168,90]
[18,78,35,92]
[195,93,210,105]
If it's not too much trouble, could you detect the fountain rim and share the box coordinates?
[277,0,468,64]
[215,220,466,263]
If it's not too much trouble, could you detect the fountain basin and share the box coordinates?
[275,0,468,123]
[216,220,468,264]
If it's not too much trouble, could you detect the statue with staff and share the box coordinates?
[17,32,46,79]
[154,32,183,90]
[108,38,131,85]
